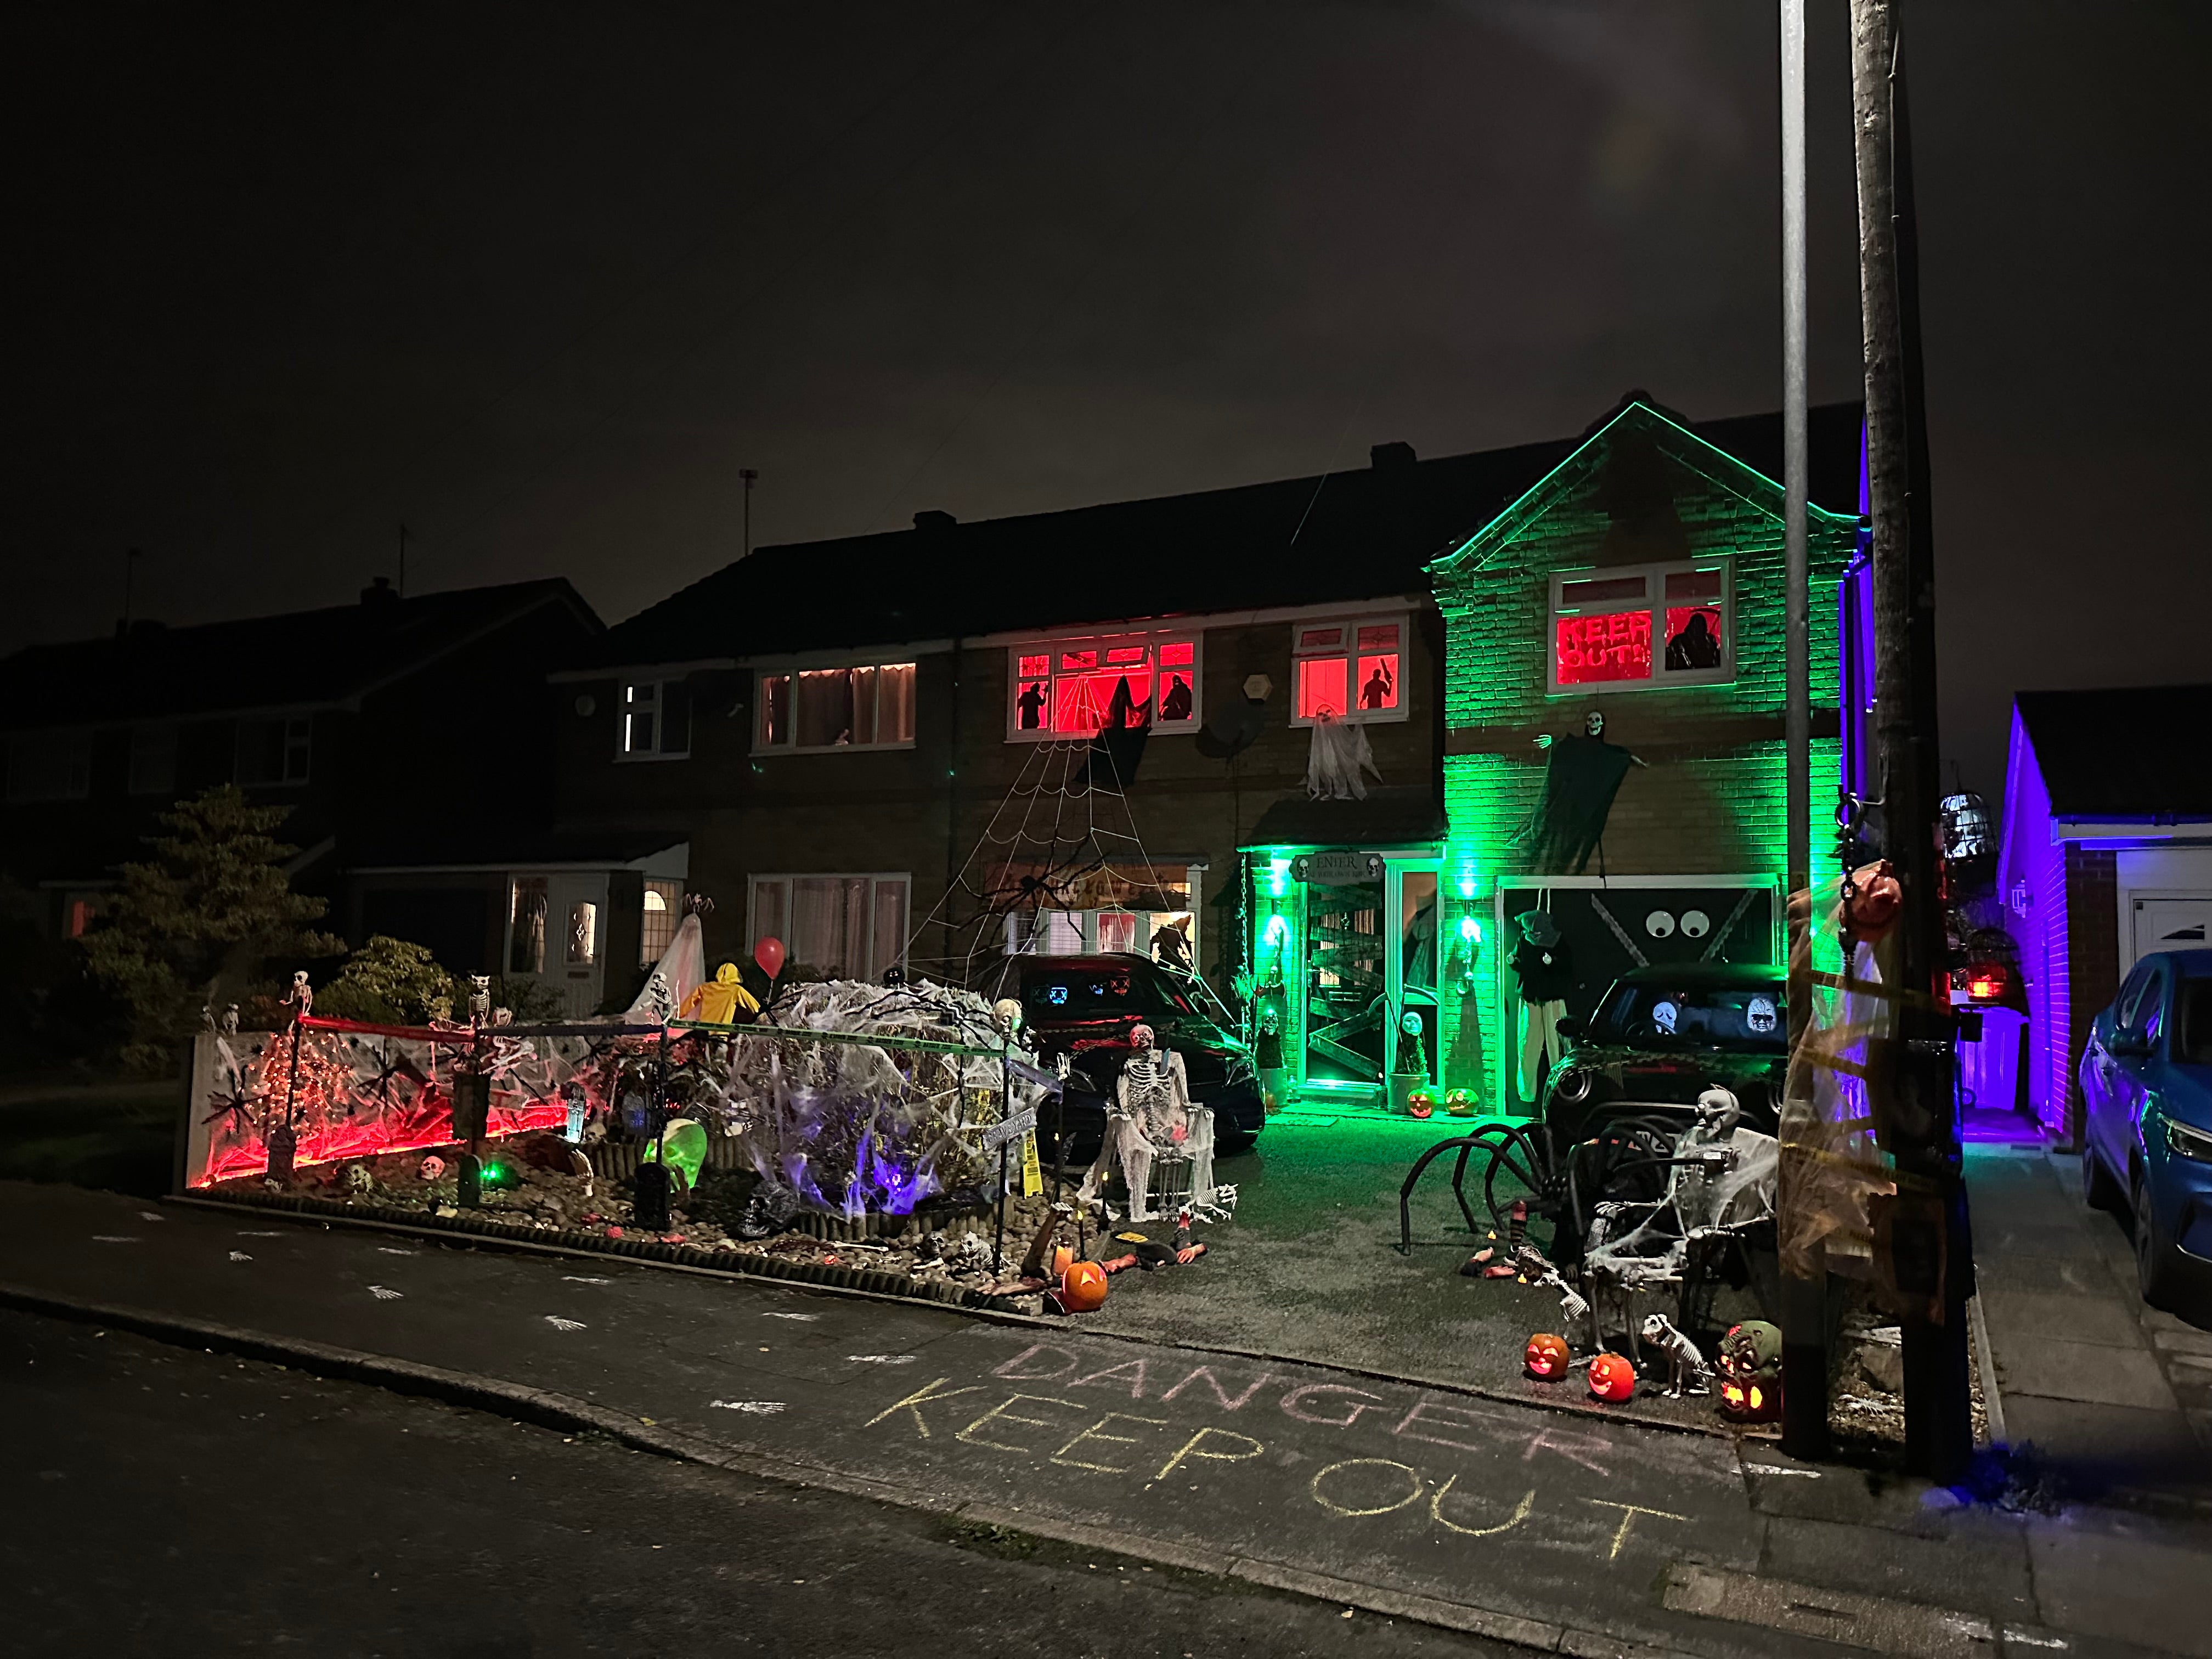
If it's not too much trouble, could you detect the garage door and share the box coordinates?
[2132,893,2212,967]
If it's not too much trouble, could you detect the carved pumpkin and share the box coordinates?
[1059,1260,1109,1312]
[1406,1088,1436,1120]
[1524,1331,1570,1380]
[1444,1088,1478,1117]
[1587,1351,1637,1403]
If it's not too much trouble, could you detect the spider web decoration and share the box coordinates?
[905,734,1202,995]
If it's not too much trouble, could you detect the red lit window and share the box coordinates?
[1547,562,1731,694]
[1007,635,1199,739]
[1291,614,1408,725]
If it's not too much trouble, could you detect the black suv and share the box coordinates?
[985,953,1264,1164]
[1542,962,1788,1146]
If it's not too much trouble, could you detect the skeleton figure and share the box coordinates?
[1513,1244,1591,1324]
[1640,1313,1713,1397]
[1081,1024,1203,1223]
[469,975,492,1025]
[286,970,313,1019]
[222,1003,240,1036]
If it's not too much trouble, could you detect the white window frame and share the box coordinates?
[1289,611,1410,728]
[1005,630,1202,743]
[753,660,917,755]
[639,877,682,966]
[620,679,691,761]
[746,872,912,981]
[1545,557,1734,697]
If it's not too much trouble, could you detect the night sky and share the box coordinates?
[10,2,2207,797]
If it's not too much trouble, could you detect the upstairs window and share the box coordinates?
[1007,633,1199,741]
[236,716,311,786]
[128,724,177,795]
[1549,560,1731,693]
[622,680,691,759]
[756,663,916,753]
[1292,615,1406,725]
[4,731,93,802]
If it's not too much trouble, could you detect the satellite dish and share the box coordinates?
[1197,696,1271,760]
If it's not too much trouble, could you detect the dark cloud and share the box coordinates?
[8,1,2206,797]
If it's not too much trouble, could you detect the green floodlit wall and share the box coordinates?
[1432,404,1857,1107]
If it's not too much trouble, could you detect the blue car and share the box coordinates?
[2080,948,2212,1312]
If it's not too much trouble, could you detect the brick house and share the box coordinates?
[1995,684,2212,1144]
[1427,398,1863,1111]
[0,578,612,985]
[550,396,1860,1109]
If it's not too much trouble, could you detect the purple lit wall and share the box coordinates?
[1838,425,1877,806]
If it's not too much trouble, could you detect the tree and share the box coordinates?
[313,935,457,1025]
[84,786,343,1068]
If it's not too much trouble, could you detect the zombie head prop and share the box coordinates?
[1517,910,1562,949]
[992,997,1025,1036]
[1717,1319,1784,1421]
[1128,1023,1156,1049]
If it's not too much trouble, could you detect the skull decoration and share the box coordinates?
[1717,1319,1784,1421]
[992,997,1024,1036]
[419,1154,447,1182]
[1523,1331,1570,1380]
[1129,1023,1156,1049]
[1583,710,1607,739]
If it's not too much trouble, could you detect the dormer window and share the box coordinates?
[1548,560,1732,693]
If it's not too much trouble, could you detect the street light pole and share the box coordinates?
[1851,0,1972,1482]
[1777,0,1828,1460]
[741,467,759,559]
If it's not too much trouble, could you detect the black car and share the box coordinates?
[984,952,1264,1165]
[1540,962,1788,1147]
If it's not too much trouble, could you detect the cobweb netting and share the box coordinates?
[1778,873,1901,1279]
[905,735,1199,995]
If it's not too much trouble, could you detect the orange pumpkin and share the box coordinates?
[1059,1259,1109,1312]
[1524,1331,1570,1380]
[1587,1351,1637,1403]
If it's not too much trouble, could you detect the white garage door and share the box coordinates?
[2131,893,2212,966]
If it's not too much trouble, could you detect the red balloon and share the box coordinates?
[753,936,786,978]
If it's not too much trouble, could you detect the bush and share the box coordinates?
[314,935,570,1026]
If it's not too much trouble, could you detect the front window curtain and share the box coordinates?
[755,664,915,753]
[748,874,910,979]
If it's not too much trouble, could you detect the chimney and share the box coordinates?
[912,510,957,534]
[1369,441,1417,470]
[361,575,399,607]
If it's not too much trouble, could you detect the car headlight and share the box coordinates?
[2164,1114,2212,1164]
[1553,1066,1593,1103]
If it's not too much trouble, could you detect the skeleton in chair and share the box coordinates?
[1080,1023,1213,1222]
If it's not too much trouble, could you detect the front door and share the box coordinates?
[1303,872,1386,1085]
[504,872,610,1019]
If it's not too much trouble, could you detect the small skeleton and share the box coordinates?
[1514,1244,1590,1324]
[286,970,313,1019]
[1640,1313,1713,1398]
[469,975,492,1024]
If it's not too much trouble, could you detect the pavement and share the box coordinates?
[7,1178,2209,1657]
[1963,1142,2212,1506]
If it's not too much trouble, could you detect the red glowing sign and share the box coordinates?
[1554,611,1651,685]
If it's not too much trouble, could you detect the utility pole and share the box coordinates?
[740,468,759,558]
[121,546,143,630]
[1851,0,1973,1481]
[399,524,409,597]
[1777,0,1827,1460]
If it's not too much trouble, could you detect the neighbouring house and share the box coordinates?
[1427,397,1864,1112]
[1996,684,2212,1144]
[551,393,1863,1112]
[0,578,639,1012]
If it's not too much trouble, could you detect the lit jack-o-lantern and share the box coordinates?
[1406,1088,1436,1120]
[1059,1260,1109,1313]
[1717,1319,1783,1421]
[1524,1332,1570,1380]
[1587,1352,1637,1403]
[1445,1088,1478,1118]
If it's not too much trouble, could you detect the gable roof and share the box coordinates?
[2015,684,2212,821]
[0,579,600,732]
[585,397,1864,670]
[1430,397,1862,577]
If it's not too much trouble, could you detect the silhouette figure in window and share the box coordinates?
[1360,660,1395,710]
[1016,680,1048,730]
[1665,611,1722,671]
[1159,673,1193,723]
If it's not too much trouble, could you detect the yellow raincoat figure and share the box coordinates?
[680,962,760,1025]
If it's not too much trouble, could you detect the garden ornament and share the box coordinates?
[1587,1351,1637,1403]
[1524,1331,1570,1380]
[1639,1313,1712,1397]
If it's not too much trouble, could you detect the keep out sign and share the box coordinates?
[862,1341,1700,1564]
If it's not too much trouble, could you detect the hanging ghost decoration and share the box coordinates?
[1306,712,1380,801]
[1518,712,1645,874]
